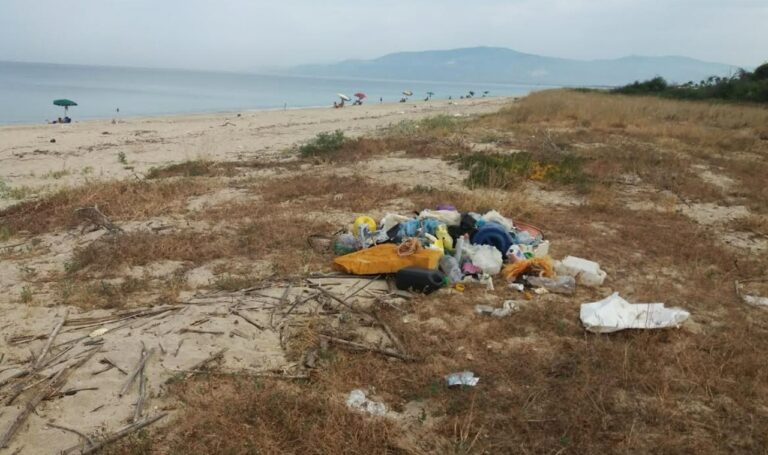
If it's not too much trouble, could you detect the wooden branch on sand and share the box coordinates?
[168,348,227,382]
[231,310,264,331]
[119,348,154,397]
[133,359,147,422]
[33,309,70,370]
[0,348,98,448]
[319,335,416,362]
[60,413,167,455]
[46,422,95,449]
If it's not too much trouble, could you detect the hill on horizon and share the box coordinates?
[287,46,739,87]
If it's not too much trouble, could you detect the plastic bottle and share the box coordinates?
[526,275,576,294]
[454,234,466,263]
[439,255,463,284]
[435,224,454,251]
[395,267,445,294]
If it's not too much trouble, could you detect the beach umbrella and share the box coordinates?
[354,92,366,99]
[402,90,413,97]
[337,93,351,101]
[53,99,77,115]
[426,91,434,97]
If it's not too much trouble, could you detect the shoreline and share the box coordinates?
[0,96,512,130]
[0,96,515,208]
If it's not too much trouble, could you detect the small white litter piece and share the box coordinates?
[735,278,768,307]
[445,371,480,387]
[346,389,387,416]
[474,300,520,317]
[580,292,690,333]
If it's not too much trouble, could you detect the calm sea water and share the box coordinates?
[0,61,542,125]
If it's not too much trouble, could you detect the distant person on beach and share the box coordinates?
[380,97,383,103]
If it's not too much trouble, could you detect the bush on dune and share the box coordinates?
[613,62,768,103]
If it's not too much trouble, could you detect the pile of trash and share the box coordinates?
[330,207,605,296]
[328,206,690,333]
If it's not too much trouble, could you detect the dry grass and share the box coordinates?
[479,90,768,147]
[105,379,403,455]
[145,160,239,179]
[0,179,211,236]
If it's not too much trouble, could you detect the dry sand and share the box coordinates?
[0,98,510,207]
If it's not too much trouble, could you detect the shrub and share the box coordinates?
[298,130,347,157]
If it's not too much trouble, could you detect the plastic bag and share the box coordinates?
[419,209,462,226]
[555,256,607,287]
[464,244,503,275]
[580,292,689,333]
[480,210,514,231]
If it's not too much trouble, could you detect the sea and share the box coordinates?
[0,61,544,125]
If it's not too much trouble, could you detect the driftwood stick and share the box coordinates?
[232,310,264,330]
[61,413,167,455]
[179,328,224,335]
[170,349,227,382]
[319,335,416,361]
[187,349,227,372]
[173,339,184,357]
[133,362,147,422]
[343,275,380,302]
[100,357,127,375]
[33,309,70,370]
[46,422,94,449]
[371,311,407,355]
[283,292,319,318]
[119,348,154,397]
[315,286,357,312]
[0,365,68,448]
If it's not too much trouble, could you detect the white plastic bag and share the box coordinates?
[418,209,462,226]
[555,256,607,287]
[480,210,514,231]
[580,292,689,333]
[464,244,503,275]
[379,213,412,233]
[346,389,387,416]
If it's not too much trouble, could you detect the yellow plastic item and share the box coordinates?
[502,256,555,281]
[424,233,443,253]
[352,216,377,238]
[333,244,442,275]
[435,224,454,251]
[454,283,466,292]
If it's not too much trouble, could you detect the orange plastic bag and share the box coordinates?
[333,244,442,275]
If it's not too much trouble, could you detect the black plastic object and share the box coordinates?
[448,213,478,240]
[395,267,445,294]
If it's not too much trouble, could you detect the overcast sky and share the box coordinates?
[1,0,765,71]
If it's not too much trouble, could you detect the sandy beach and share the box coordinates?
[1,89,767,454]
[0,98,510,206]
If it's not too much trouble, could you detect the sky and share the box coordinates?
[1,0,765,71]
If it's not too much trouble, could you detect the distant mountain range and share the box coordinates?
[288,47,739,87]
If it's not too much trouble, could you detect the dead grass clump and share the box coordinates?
[108,378,401,455]
[56,276,151,310]
[0,179,210,236]
[145,160,238,179]
[68,232,227,274]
